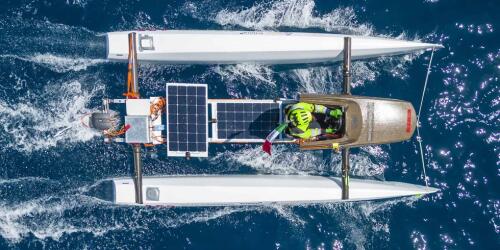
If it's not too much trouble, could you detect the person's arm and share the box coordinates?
[311,104,342,119]
[287,102,342,119]
[288,103,328,113]
[288,126,322,139]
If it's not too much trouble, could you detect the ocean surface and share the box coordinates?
[0,0,498,249]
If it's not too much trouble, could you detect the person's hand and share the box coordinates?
[329,109,342,118]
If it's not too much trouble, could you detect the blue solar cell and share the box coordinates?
[235,113,244,121]
[244,104,252,112]
[187,114,197,123]
[178,105,187,114]
[197,105,206,113]
[196,86,204,95]
[169,86,178,95]
[188,134,197,142]
[197,124,206,133]
[169,124,177,133]
[197,97,205,105]
[178,86,187,96]
[188,124,197,132]
[178,115,187,124]
[188,105,197,114]
[197,144,206,151]
[197,133,205,141]
[177,95,187,104]
[178,133,187,142]
[187,86,197,95]
[179,125,187,133]
[170,133,178,142]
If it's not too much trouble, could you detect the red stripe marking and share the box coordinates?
[406,109,412,133]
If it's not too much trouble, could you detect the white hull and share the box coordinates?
[106,30,442,64]
[109,175,438,206]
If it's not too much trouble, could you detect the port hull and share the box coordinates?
[110,175,438,206]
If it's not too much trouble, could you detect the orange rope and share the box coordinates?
[145,135,166,147]
[104,124,130,137]
[150,97,166,121]
[151,135,166,143]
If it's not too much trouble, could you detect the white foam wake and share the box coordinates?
[65,0,89,7]
[212,64,276,97]
[209,51,423,98]
[212,145,328,175]
[0,81,102,153]
[0,187,290,244]
[0,177,55,185]
[213,144,388,177]
[286,49,423,93]
[0,54,108,73]
[0,196,83,242]
[313,196,421,248]
[208,0,424,92]
[288,66,342,94]
[213,64,276,86]
[214,0,373,35]
[342,146,388,177]
[0,176,425,245]
[29,53,108,73]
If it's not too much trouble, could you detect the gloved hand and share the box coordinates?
[325,128,336,134]
[329,108,342,119]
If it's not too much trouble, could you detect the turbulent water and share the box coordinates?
[0,0,498,249]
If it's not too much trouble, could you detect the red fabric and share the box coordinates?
[124,124,131,132]
[262,140,272,155]
[406,109,412,133]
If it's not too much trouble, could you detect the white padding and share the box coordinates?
[126,99,150,115]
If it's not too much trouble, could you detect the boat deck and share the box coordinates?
[163,83,294,157]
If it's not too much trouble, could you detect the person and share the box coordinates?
[285,102,342,140]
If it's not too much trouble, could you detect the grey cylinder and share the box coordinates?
[89,112,114,130]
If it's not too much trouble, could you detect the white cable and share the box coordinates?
[416,127,428,186]
[416,47,435,187]
[418,48,436,119]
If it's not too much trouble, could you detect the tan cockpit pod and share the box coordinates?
[299,94,416,150]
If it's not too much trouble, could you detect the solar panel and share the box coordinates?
[215,101,280,142]
[166,83,208,157]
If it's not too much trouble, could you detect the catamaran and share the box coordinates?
[87,32,441,206]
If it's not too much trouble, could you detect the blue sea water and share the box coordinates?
[0,0,498,249]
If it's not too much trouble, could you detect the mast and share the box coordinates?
[342,37,352,96]
[126,32,143,204]
[341,37,352,200]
